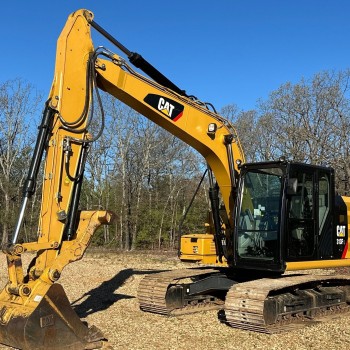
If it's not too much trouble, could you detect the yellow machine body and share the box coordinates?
[1,8,350,349]
[180,234,228,265]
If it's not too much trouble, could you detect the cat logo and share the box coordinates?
[158,97,175,117]
[144,94,184,121]
[337,225,346,237]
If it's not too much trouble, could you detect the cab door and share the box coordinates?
[234,163,286,272]
[286,166,316,260]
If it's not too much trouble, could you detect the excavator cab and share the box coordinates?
[234,160,348,272]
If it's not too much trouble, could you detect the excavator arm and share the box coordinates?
[0,9,244,349]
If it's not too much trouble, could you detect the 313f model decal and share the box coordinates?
[144,94,184,121]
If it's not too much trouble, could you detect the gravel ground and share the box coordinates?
[0,250,349,350]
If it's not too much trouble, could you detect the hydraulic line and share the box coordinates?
[64,142,89,240]
[208,167,226,261]
[60,50,105,144]
[178,169,208,236]
[224,134,237,189]
[177,169,208,255]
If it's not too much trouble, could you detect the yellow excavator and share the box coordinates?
[0,8,349,349]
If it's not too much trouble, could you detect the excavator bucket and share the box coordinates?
[0,210,114,349]
[0,283,106,350]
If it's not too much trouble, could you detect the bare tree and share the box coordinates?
[0,79,41,243]
[255,70,350,194]
[221,105,262,162]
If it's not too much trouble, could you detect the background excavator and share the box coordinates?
[0,8,350,350]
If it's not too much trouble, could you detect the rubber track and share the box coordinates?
[225,274,350,333]
[137,268,221,315]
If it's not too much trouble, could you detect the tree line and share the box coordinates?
[1,69,350,248]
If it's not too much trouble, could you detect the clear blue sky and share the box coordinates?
[1,1,350,111]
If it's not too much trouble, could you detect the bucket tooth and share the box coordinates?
[0,283,106,350]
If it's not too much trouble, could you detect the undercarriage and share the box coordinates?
[138,268,350,332]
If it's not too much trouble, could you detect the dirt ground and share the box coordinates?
[0,250,349,350]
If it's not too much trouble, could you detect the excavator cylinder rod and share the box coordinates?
[89,19,131,57]
[89,19,186,96]
[12,104,55,244]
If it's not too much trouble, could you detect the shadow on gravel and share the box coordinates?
[71,268,166,317]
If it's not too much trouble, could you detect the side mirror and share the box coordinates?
[287,178,298,195]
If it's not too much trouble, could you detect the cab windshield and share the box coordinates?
[236,167,283,260]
